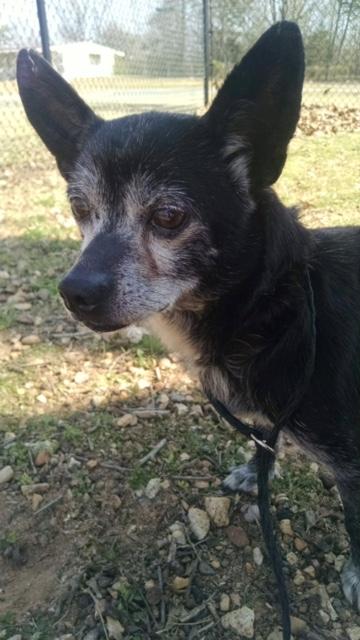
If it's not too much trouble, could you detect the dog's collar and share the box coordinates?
[206,393,276,453]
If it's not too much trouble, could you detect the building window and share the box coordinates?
[89,54,101,65]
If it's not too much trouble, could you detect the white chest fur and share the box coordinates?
[146,313,273,431]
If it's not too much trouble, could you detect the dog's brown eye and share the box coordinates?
[71,198,90,221]
[151,209,185,230]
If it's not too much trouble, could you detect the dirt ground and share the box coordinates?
[1,106,360,640]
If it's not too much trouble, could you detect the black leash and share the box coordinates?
[207,268,316,640]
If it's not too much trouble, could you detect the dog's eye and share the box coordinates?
[151,208,185,230]
[70,198,90,221]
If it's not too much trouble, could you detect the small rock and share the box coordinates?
[241,503,260,523]
[226,526,249,548]
[279,519,293,536]
[36,393,47,404]
[21,334,40,345]
[68,456,81,470]
[82,630,99,640]
[291,616,307,635]
[318,467,336,490]
[293,570,305,586]
[348,627,360,640]
[175,403,188,416]
[195,480,209,489]
[188,507,210,540]
[106,617,124,640]
[205,496,231,527]
[305,509,316,529]
[13,302,31,310]
[110,495,122,510]
[180,452,190,461]
[4,431,16,445]
[253,547,264,566]
[230,592,241,607]
[74,371,89,384]
[21,482,49,496]
[0,465,14,484]
[31,493,43,511]
[169,522,186,546]
[334,554,345,572]
[267,629,283,640]
[198,561,216,575]
[116,413,138,428]
[35,450,51,466]
[86,459,99,470]
[221,606,255,638]
[286,551,298,566]
[7,635,22,640]
[318,584,338,621]
[145,582,162,606]
[304,565,316,578]
[319,610,330,624]
[294,537,307,552]
[211,559,221,569]
[172,576,190,591]
[158,392,170,408]
[145,478,162,499]
[159,357,172,369]
[219,593,231,612]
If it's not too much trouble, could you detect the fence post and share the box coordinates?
[36,0,52,63]
[202,0,211,107]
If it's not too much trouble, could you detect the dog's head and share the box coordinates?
[17,22,304,332]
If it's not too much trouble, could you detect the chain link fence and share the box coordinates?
[1,0,359,170]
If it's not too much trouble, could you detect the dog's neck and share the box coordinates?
[148,190,314,419]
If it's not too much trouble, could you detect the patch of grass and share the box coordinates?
[63,424,84,445]
[0,531,18,553]
[128,466,153,490]
[273,461,325,509]
[278,131,360,227]
[2,441,29,469]
[0,306,18,330]
[0,611,55,640]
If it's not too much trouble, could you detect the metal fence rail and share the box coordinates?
[0,0,359,169]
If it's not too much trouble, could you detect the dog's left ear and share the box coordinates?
[17,49,102,178]
[205,21,304,190]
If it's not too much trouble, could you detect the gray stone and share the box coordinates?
[188,507,210,540]
[145,478,162,499]
[205,496,231,527]
[0,465,14,483]
[221,606,255,638]
[267,630,283,640]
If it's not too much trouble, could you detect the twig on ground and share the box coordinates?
[84,587,110,640]
[157,565,166,628]
[138,438,167,466]
[171,475,214,482]
[28,449,36,473]
[34,494,63,516]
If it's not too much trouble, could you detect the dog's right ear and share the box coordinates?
[17,49,102,178]
[205,22,304,191]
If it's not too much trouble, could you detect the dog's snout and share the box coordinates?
[59,271,112,314]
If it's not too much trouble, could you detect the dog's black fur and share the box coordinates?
[17,22,360,611]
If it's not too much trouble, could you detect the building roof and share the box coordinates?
[51,41,125,57]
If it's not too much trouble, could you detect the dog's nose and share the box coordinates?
[59,271,112,314]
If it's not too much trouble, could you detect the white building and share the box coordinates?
[51,41,125,79]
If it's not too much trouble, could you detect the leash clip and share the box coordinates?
[250,433,276,454]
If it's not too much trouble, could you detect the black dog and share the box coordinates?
[17,22,360,614]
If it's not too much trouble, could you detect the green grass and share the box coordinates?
[278,131,360,226]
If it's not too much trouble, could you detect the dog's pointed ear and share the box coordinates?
[17,49,102,178]
[205,21,304,190]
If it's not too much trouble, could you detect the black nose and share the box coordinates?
[59,271,112,314]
